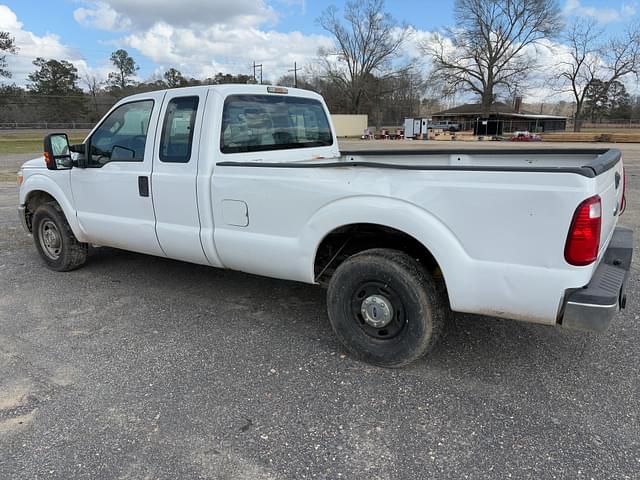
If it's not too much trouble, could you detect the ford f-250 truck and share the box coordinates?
[17,85,633,367]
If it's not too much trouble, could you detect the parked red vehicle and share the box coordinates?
[511,131,542,141]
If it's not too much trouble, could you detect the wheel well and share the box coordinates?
[314,223,445,287]
[23,190,57,232]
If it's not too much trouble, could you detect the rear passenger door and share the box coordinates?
[152,89,209,265]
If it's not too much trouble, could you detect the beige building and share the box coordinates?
[330,114,368,137]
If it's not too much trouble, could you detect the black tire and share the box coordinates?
[32,202,87,272]
[326,248,447,368]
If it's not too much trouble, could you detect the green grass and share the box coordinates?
[0,172,18,182]
[0,138,46,155]
[580,128,640,134]
[0,131,88,155]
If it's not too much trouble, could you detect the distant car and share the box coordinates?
[429,121,460,132]
[511,131,542,141]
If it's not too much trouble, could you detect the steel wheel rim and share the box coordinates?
[350,281,407,339]
[39,219,62,260]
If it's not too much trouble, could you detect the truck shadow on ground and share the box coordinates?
[83,247,609,382]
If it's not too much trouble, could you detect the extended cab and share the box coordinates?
[18,85,633,367]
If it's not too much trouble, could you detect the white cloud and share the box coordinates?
[121,22,333,81]
[74,2,131,31]
[71,0,332,82]
[0,5,109,87]
[563,0,637,24]
[73,0,278,30]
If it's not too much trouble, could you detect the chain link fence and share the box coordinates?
[0,122,96,130]
[567,119,640,130]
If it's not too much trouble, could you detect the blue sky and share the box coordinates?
[0,0,637,97]
[0,0,454,81]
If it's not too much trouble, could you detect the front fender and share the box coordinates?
[300,195,472,306]
[20,173,85,242]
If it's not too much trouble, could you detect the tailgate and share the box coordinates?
[594,152,625,255]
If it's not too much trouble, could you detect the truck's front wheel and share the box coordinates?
[326,248,446,368]
[32,202,87,272]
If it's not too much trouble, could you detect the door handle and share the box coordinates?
[138,176,149,197]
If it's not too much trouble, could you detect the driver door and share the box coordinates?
[70,92,166,256]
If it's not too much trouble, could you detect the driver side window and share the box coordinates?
[88,100,154,167]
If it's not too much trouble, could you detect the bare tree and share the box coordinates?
[556,21,640,131]
[555,20,600,132]
[422,0,562,114]
[83,74,103,119]
[0,31,17,79]
[317,0,409,113]
[275,73,314,90]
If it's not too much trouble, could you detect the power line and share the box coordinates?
[288,62,302,88]
[253,61,263,84]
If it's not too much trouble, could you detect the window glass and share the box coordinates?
[221,95,333,154]
[160,96,199,163]
[88,100,154,166]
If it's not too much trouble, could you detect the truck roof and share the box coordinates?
[118,84,324,104]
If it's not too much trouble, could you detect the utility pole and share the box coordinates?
[288,62,302,88]
[253,61,263,84]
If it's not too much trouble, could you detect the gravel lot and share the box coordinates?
[1,141,639,479]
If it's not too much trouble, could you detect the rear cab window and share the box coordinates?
[160,96,199,163]
[220,94,333,154]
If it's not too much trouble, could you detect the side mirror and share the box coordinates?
[69,143,86,154]
[43,133,73,170]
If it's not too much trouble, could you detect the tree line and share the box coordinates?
[0,46,257,125]
[1,0,640,131]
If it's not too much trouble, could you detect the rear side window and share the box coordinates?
[221,94,333,154]
[160,96,199,163]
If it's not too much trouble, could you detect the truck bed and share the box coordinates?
[215,145,624,324]
[339,148,621,178]
[218,148,621,178]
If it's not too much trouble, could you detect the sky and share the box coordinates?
[0,0,638,101]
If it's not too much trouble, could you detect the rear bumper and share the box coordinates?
[561,227,633,332]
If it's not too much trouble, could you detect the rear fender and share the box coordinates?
[301,195,472,307]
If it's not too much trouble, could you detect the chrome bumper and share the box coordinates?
[561,227,633,332]
[18,205,31,234]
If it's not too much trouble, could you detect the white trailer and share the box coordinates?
[404,117,430,139]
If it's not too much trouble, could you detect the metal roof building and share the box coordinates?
[432,102,567,135]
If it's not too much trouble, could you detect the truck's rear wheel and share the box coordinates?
[32,202,87,272]
[326,248,446,368]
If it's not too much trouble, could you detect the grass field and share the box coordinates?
[0,130,89,155]
[1,126,640,157]
[0,130,89,182]
[580,128,640,133]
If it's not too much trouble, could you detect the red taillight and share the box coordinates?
[565,195,601,266]
[620,168,627,215]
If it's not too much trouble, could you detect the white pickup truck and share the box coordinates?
[18,85,632,367]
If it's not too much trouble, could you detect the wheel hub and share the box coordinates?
[39,220,61,259]
[360,294,394,328]
[44,229,60,248]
